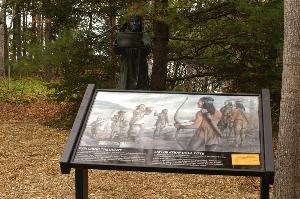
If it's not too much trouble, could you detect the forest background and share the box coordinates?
[0,0,283,131]
[0,0,291,198]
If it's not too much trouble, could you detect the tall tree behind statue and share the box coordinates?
[151,0,169,91]
[274,0,300,198]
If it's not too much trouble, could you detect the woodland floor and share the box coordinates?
[0,101,273,199]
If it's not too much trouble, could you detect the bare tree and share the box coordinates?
[12,2,22,62]
[0,0,7,76]
[0,5,4,76]
[274,1,300,198]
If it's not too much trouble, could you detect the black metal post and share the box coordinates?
[75,168,88,199]
[260,176,270,199]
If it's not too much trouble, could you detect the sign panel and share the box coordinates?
[72,90,262,170]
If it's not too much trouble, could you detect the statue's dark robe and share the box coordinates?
[113,34,150,90]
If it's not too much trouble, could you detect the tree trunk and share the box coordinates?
[13,3,22,62]
[0,0,8,76]
[0,18,4,76]
[3,0,8,76]
[108,0,117,84]
[44,17,53,81]
[44,18,52,43]
[150,0,169,91]
[22,6,27,57]
[37,14,42,44]
[88,12,93,33]
[274,1,300,198]
[31,1,37,43]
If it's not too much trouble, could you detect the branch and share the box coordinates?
[167,72,225,83]
[216,43,241,62]
[169,33,249,43]
[168,55,194,61]
[186,2,233,22]
[202,2,231,14]
[95,25,118,38]
[169,36,221,43]
[195,41,225,54]
[168,41,227,61]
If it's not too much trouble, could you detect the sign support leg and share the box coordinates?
[75,168,88,199]
[260,176,270,199]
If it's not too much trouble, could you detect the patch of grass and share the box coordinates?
[0,78,54,103]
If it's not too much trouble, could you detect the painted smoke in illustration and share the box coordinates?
[78,91,260,153]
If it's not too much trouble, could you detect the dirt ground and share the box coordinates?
[0,102,273,199]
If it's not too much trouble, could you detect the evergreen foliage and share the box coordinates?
[1,0,283,129]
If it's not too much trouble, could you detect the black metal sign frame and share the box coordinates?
[60,84,274,199]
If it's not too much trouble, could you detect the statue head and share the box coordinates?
[128,15,143,32]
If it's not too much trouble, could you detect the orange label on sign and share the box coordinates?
[231,154,260,166]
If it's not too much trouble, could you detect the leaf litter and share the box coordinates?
[0,101,273,198]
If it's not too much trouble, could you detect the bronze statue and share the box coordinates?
[113,15,151,90]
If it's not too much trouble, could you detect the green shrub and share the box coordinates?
[0,78,54,103]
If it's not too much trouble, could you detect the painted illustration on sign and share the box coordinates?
[76,91,260,153]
